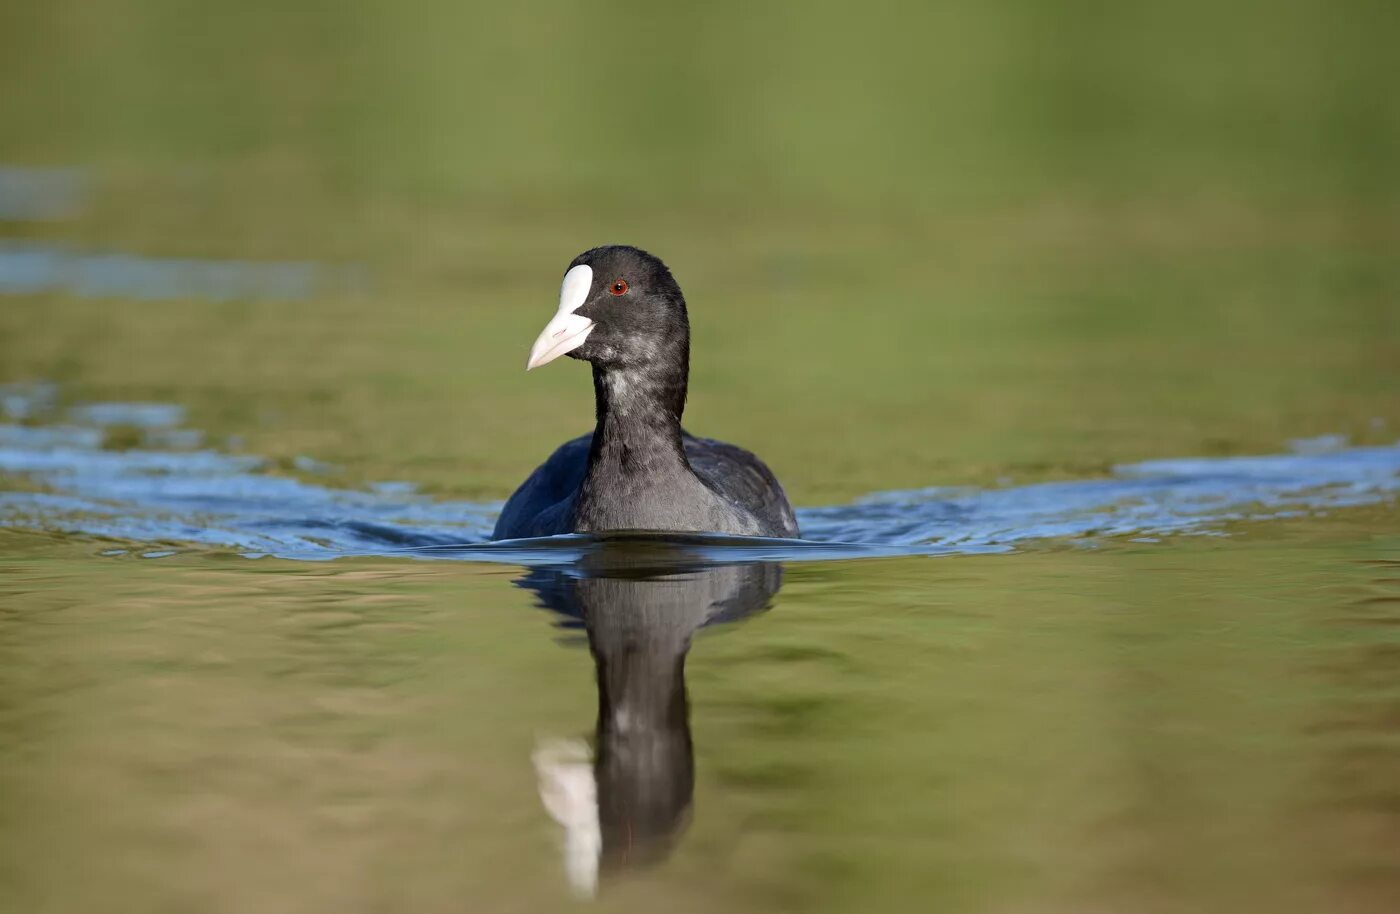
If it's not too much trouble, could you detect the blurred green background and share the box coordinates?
[1,0,1397,501]
[3,5,1400,912]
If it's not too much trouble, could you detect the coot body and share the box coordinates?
[493,246,798,540]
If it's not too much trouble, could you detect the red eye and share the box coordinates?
[609,279,628,295]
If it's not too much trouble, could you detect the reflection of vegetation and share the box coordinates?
[6,2,1397,203]
[99,425,145,451]
[0,471,1398,913]
[0,1,1396,507]
[0,471,50,494]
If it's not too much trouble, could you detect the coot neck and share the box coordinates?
[585,358,691,474]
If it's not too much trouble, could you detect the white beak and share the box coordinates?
[527,264,595,370]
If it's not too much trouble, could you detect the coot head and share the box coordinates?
[527,245,688,371]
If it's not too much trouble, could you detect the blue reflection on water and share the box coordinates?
[0,386,1396,564]
[0,164,359,301]
[0,241,362,302]
[0,166,86,220]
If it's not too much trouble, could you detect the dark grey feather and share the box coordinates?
[492,245,799,540]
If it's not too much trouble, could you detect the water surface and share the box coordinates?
[2,398,1399,913]
[3,3,1399,910]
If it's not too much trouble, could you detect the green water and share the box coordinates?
[3,1,1400,911]
[3,528,1400,913]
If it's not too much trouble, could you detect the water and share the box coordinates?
[3,2,1399,910]
[4,388,1399,562]
[0,239,361,302]
[2,395,1399,912]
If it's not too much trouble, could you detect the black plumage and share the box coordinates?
[493,246,798,540]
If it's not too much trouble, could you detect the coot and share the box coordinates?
[492,246,799,539]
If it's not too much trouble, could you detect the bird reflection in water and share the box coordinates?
[518,538,782,897]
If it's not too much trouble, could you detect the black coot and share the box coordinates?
[492,245,799,539]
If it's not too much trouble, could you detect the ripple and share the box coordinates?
[0,399,1397,563]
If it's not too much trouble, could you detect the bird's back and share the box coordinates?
[683,435,799,538]
[492,434,591,539]
[491,432,798,539]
